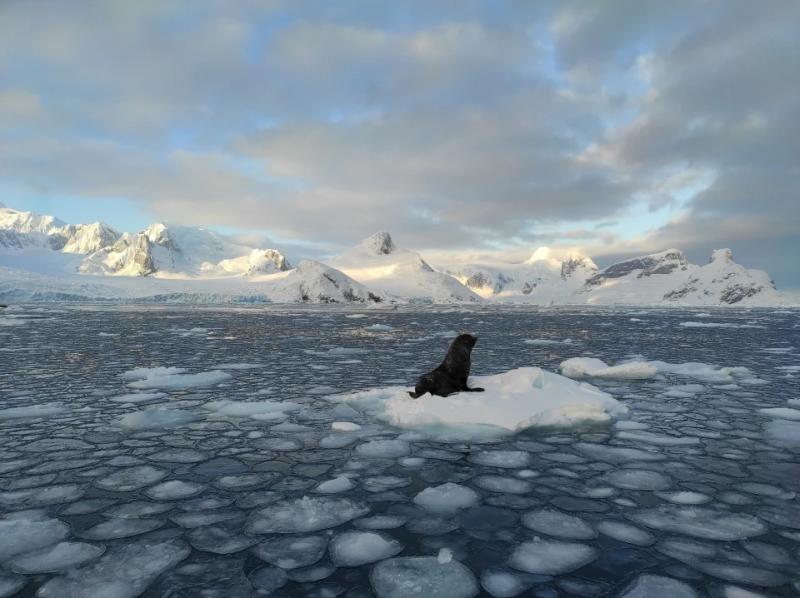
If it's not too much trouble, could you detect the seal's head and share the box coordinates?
[453,333,478,350]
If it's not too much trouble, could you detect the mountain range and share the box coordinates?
[0,203,785,305]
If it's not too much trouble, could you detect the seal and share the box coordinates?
[408,333,485,398]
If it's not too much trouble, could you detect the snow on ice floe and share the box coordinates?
[627,507,767,540]
[37,538,190,598]
[115,408,201,430]
[0,515,69,561]
[245,496,370,534]
[253,535,328,569]
[508,539,597,575]
[330,366,626,438]
[618,574,697,598]
[121,366,232,390]
[0,404,68,419]
[370,557,478,598]
[521,509,596,540]
[7,541,104,574]
[330,530,403,566]
[560,357,757,384]
[413,483,480,514]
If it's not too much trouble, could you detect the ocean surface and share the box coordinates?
[1,305,798,597]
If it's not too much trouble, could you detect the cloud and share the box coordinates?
[0,1,797,286]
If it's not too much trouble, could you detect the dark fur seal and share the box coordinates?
[408,333,485,398]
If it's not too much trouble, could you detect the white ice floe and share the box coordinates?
[524,338,575,345]
[764,419,800,446]
[355,439,410,458]
[508,539,597,575]
[7,541,104,574]
[370,557,479,598]
[604,469,672,491]
[574,442,663,463]
[187,526,257,554]
[627,507,767,540]
[480,569,532,598]
[204,400,301,420]
[365,324,394,331]
[560,358,658,380]
[122,366,232,390]
[329,531,403,566]
[619,574,697,598]
[0,515,69,561]
[413,483,480,515]
[314,477,355,494]
[615,430,701,446]
[521,509,596,540]
[37,538,190,598]
[95,465,168,492]
[473,476,532,495]
[596,520,655,546]
[79,517,164,540]
[109,392,166,404]
[115,408,201,430]
[758,407,800,421]
[145,480,205,500]
[560,357,755,384]
[331,366,626,438]
[253,535,328,569]
[0,403,68,419]
[655,491,712,505]
[245,496,370,534]
[332,421,361,431]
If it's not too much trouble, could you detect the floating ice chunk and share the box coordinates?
[758,407,800,421]
[734,482,795,499]
[764,419,800,446]
[741,541,794,565]
[38,538,190,598]
[145,480,205,500]
[613,420,649,430]
[619,574,697,598]
[95,465,168,492]
[596,520,655,546]
[366,324,394,331]
[473,476,532,495]
[480,568,533,598]
[188,525,257,554]
[287,562,336,582]
[315,477,355,493]
[468,450,531,468]
[371,557,478,598]
[333,367,626,439]
[604,469,672,491]
[414,483,480,515]
[0,484,84,507]
[330,531,403,566]
[170,510,242,529]
[320,433,358,448]
[691,561,787,587]
[0,404,68,419]
[147,448,208,463]
[106,501,172,519]
[616,430,701,446]
[204,399,301,419]
[521,509,596,540]
[508,539,596,575]
[560,358,658,380]
[524,338,574,345]
[655,491,712,505]
[332,421,361,431]
[246,496,370,534]
[253,535,328,569]
[214,362,264,369]
[126,367,232,390]
[356,439,410,458]
[0,516,69,560]
[115,408,200,430]
[627,507,767,540]
[679,321,762,329]
[79,517,164,540]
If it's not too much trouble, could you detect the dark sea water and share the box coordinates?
[0,305,798,597]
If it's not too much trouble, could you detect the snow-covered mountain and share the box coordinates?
[330,232,481,304]
[0,203,788,305]
[443,247,599,302]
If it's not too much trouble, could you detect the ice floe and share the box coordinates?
[619,574,697,597]
[560,356,756,384]
[330,531,403,566]
[508,539,597,575]
[370,557,478,598]
[122,366,232,390]
[413,483,480,514]
[627,507,768,540]
[246,496,370,534]
[253,535,328,569]
[331,366,626,438]
[521,509,596,540]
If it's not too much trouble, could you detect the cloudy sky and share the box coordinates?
[1,1,798,287]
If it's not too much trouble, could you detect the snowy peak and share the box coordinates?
[586,249,688,287]
[360,231,397,255]
[710,248,733,264]
[271,260,383,304]
[560,255,598,280]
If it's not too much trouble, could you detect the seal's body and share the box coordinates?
[408,333,485,398]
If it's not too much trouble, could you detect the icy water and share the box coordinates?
[1,305,799,598]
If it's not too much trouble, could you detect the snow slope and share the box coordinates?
[330,232,481,304]
[0,204,788,305]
